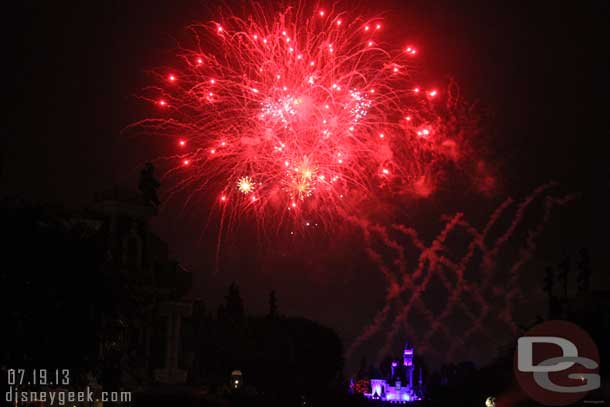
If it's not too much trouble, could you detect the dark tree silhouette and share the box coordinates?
[576,248,592,292]
[558,251,571,299]
[268,290,278,318]
[224,282,245,322]
[138,162,160,207]
[543,266,555,298]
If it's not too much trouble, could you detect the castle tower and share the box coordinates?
[403,342,414,367]
[403,342,414,388]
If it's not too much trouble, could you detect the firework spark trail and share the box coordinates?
[346,213,462,359]
[405,191,542,356]
[502,193,578,331]
[133,4,486,233]
[442,190,576,359]
[415,208,511,354]
[456,182,560,338]
[433,198,515,354]
[347,185,575,362]
[342,217,405,354]
[375,213,464,359]
[343,215,426,359]
[481,183,556,271]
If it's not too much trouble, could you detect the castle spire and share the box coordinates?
[403,341,414,367]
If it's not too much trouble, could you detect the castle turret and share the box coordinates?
[403,342,414,366]
[403,342,414,388]
[363,341,425,402]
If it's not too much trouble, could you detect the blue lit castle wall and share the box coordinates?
[365,343,424,403]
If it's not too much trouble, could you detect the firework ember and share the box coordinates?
[135,4,484,229]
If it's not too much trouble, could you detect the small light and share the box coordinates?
[337,19,342,26]
[158,99,167,107]
[379,133,384,138]
[253,34,258,40]
[210,149,216,154]
[405,116,412,121]
[428,90,438,97]
[217,25,223,32]
[210,78,216,84]
[309,61,315,66]
[319,10,325,17]
[291,202,297,208]
[376,24,381,30]
[413,87,420,93]
[364,25,370,31]
[220,195,227,202]
[382,168,389,175]
[179,139,186,147]
[252,88,259,93]
[183,159,190,166]
[196,57,203,65]
[168,74,176,82]
[367,41,374,47]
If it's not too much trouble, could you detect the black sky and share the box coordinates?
[5,0,609,370]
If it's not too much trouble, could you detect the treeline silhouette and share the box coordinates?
[0,200,352,406]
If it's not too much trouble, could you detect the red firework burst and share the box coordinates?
[134,3,484,230]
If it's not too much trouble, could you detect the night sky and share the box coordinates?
[5,0,609,371]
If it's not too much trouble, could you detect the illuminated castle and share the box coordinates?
[364,342,423,403]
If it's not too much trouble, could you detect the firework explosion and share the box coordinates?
[135,3,485,230]
[132,3,577,365]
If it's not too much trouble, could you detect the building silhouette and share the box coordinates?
[92,185,195,385]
